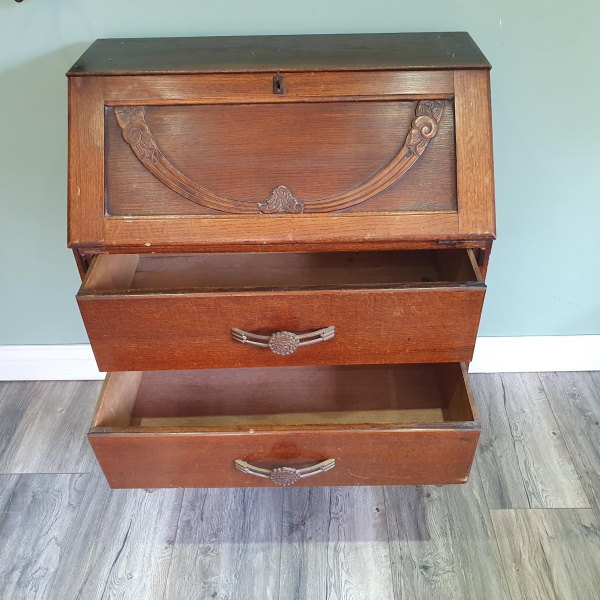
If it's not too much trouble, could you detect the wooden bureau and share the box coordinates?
[67,32,495,489]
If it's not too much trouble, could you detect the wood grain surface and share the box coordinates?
[102,70,454,105]
[48,470,183,600]
[88,363,479,488]
[68,39,495,248]
[491,508,600,600]
[87,249,479,290]
[281,486,394,599]
[454,69,496,237]
[78,250,485,372]
[385,462,509,599]
[470,373,531,509]
[493,373,588,509]
[0,381,99,474]
[106,101,457,216]
[100,211,464,248]
[164,488,283,600]
[540,371,600,517]
[0,473,90,600]
[279,487,333,599]
[67,32,490,76]
[67,77,104,246]
[471,373,589,509]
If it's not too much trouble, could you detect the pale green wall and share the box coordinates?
[1,0,599,344]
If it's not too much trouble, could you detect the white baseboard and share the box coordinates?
[469,335,600,374]
[0,345,105,381]
[0,336,598,381]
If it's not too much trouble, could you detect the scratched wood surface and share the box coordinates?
[1,374,600,599]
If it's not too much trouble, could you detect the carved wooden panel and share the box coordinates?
[105,100,457,216]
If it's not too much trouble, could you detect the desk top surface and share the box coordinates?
[67,32,490,76]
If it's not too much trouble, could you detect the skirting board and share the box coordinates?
[0,336,599,381]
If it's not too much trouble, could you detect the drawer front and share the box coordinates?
[89,428,479,489]
[78,286,484,371]
[88,363,480,489]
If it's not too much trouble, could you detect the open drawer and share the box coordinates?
[77,249,485,371]
[89,362,480,488]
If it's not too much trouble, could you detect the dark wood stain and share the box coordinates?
[66,32,496,490]
[67,32,490,76]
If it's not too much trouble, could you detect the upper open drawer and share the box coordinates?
[68,35,494,248]
[77,248,485,372]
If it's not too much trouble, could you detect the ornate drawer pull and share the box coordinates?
[231,326,335,355]
[234,458,335,486]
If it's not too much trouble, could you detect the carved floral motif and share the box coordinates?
[405,101,444,158]
[259,186,305,214]
[114,107,158,163]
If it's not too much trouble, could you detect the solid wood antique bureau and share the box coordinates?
[67,32,495,489]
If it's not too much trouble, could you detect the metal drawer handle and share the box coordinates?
[231,326,335,355]
[234,458,335,486]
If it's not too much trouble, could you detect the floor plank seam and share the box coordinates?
[160,488,185,600]
[380,485,397,600]
[499,374,534,509]
[45,472,95,600]
[488,512,519,600]
[536,373,593,511]
[472,455,515,599]
[275,487,286,600]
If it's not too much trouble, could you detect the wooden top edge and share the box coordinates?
[67,32,491,76]
[88,421,481,435]
[68,235,496,251]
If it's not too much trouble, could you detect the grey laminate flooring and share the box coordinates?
[0,373,599,600]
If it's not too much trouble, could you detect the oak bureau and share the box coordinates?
[67,32,495,488]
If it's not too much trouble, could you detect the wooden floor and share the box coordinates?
[1,372,599,599]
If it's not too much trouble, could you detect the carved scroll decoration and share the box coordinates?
[114,101,444,215]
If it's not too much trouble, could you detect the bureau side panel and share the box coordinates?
[455,70,496,236]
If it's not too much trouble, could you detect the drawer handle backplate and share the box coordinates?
[231,326,335,355]
[234,458,335,486]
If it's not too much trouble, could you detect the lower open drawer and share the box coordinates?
[89,362,480,488]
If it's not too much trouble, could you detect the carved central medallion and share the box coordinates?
[259,186,304,214]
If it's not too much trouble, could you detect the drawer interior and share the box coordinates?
[91,363,477,432]
[81,249,482,293]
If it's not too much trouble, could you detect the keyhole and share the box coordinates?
[273,72,285,94]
